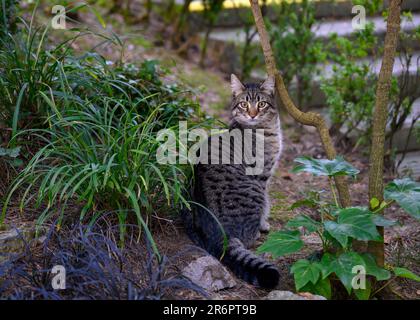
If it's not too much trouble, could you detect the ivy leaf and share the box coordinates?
[331,207,382,242]
[361,253,391,281]
[324,221,350,248]
[371,214,397,227]
[354,279,372,300]
[329,252,366,294]
[286,215,321,233]
[384,178,420,220]
[291,259,323,291]
[393,267,420,282]
[291,156,360,178]
[300,277,331,300]
[370,197,380,209]
[257,230,303,258]
[319,253,336,279]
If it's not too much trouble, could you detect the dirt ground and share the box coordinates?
[1,8,419,300]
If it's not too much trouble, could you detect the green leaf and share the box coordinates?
[88,6,107,29]
[371,214,397,227]
[289,198,318,210]
[370,197,380,209]
[361,253,391,281]
[325,207,383,243]
[319,253,336,279]
[384,178,420,219]
[330,252,366,294]
[300,277,331,299]
[324,221,349,247]
[286,215,321,233]
[292,156,360,178]
[394,267,420,282]
[291,259,323,290]
[257,229,304,258]
[12,83,28,145]
[354,279,372,300]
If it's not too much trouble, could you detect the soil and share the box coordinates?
[1,7,419,300]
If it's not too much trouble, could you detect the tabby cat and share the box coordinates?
[183,74,283,288]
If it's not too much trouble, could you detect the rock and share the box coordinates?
[182,255,236,292]
[264,290,327,300]
[0,224,46,264]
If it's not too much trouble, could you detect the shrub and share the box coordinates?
[0,0,18,35]
[1,11,212,247]
[268,0,326,108]
[322,14,419,152]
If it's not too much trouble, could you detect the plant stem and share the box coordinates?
[329,177,339,208]
[372,200,394,214]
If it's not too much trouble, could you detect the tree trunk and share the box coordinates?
[199,25,212,68]
[248,0,351,207]
[171,0,193,48]
[368,0,402,267]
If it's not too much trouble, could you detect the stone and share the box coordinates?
[182,255,236,292]
[264,290,327,300]
[0,224,46,264]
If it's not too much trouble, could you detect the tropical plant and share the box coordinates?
[258,156,420,299]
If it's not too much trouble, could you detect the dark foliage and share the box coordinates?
[0,221,208,300]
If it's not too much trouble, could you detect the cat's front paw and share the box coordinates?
[259,219,270,233]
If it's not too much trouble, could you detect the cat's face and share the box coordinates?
[230,74,277,126]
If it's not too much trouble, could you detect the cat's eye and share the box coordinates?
[258,101,268,109]
[239,101,248,109]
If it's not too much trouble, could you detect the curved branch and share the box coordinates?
[249,0,351,207]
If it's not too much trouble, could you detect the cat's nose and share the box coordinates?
[249,109,258,118]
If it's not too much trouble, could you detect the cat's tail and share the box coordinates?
[223,238,280,289]
[180,207,279,289]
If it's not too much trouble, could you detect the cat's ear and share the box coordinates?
[231,74,245,97]
[260,75,275,96]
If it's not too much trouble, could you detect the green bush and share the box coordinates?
[268,0,326,108]
[320,23,385,147]
[0,0,18,35]
[322,15,419,151]
[1,11,212,249]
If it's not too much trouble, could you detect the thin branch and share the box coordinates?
[248,0,351,207]
[368,0,402,267]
